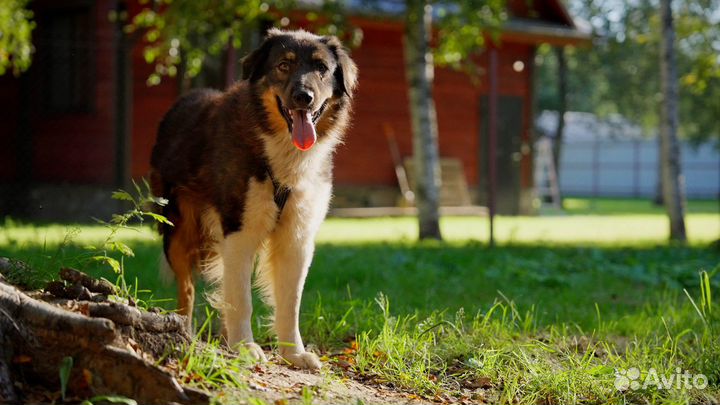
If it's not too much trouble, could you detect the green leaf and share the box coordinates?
[701,270,712,315]
[86,395,137,405]
[108,241,135,257]
[92,256,122,273]
[59,356,73,401]
[111,190,134,202]
[111,214,128,224]
[106,257,122,273]
[144,212,174,226]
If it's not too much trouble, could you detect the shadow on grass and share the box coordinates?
[3,237,720,403]
[2,238,717,338]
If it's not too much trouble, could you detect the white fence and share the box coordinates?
[558,139,719,199]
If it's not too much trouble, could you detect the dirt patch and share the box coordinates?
[232,359,433,405]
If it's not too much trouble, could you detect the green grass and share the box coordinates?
[563,197,719,215]
[1,198,719,404]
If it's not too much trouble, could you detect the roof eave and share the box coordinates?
[499,19,592,46]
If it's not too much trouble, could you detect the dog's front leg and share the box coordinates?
[269,237,320,369]
[221,232,267,362]
[268,185,330,370]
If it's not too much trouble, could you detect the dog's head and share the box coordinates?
[241,29,358,151]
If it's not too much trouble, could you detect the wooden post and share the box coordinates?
[488,47,498,247]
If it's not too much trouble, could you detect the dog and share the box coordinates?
[149,29,357,369]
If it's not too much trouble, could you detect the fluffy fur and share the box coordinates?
[149,29,357,369]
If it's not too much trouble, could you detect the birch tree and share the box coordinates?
[403,0,504,240]
[659,0,687,242]
[404,0,442,240]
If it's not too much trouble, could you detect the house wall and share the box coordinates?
[129,44,179,179]
[337,18,534,198]
[0,6,537,215]
[0,77,21,181]
[125,1,180,179]
[2,0,119,184]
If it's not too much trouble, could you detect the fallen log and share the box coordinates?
[0,275,209,404]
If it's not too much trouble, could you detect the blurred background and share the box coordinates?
[0,0,717,231]
[1,3,719,401]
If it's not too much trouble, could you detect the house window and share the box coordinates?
[39,6,94,114]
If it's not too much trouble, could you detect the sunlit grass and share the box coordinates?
[317,214,719,245]
[563,197,719,215]
[1,198,719,404]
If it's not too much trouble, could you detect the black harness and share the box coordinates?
[268,171,291,213]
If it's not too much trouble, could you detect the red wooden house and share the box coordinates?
[0,0,589,220]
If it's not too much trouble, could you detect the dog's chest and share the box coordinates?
[261,133,331,189]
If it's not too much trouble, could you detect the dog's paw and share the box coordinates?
[280,350,322,370]
[241,342,268,363]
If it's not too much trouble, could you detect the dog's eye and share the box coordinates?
[316,62,328,75]
[277,62,290,73]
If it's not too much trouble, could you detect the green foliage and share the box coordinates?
[537,0,720,144]
[89,178,171,276]
[0,226,80,289]
[125,0,366,86]
[80,396,138,405]
[58,356,73,401]
[329,271,720,403]
[127,0,506,86]
[126,0,285,85]
[0,0,35,76]
[0,180,171,308]
[434,0,506,71]
[174,308,255,391]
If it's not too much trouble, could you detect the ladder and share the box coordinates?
[534,137,562,208]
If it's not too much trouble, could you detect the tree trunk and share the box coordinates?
[552,46,567,206]
[404,0,442,240]
[653,133,664,205]
[659,0,687,242]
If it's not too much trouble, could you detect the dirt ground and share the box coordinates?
[232,359,435,405]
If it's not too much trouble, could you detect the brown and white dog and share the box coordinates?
[149,29,357,369]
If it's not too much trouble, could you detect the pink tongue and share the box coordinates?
[291,110,317,151]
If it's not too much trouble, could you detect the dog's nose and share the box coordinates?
[292,90,314,108]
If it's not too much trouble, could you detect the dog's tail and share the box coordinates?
[149,169,169,230]
[149,169,178,285]
[149,169,174,261]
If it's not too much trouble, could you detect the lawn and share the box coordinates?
[1,198,719,404]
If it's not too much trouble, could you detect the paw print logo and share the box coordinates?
[615,368,641,391]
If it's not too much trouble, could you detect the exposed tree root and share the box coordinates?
[0,263,209,405]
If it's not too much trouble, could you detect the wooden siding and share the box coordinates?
[129,44,179,179]
[336,19,533,189]
[0,5,536,195]
[0,0,118,184]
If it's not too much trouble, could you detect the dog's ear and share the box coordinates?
[241,31,281,82]
[322,36,358,98]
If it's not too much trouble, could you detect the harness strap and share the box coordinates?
[268,171,291,213]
